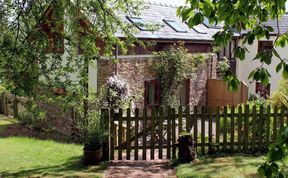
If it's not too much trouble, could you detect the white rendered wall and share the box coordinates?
[236,36,284,95]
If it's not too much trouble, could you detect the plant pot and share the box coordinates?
[83,149,102,165]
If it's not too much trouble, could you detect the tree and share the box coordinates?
[177,0,288,91]
[0,0,142,131]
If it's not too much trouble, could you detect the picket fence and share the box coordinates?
[104,105,288,160]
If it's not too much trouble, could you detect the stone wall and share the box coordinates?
[97,54,218,109]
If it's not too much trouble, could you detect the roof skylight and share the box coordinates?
[163,19,187,33]
[126,16,147,31]
[203,18,222,29]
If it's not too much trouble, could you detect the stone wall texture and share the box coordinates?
[98,54,218,109]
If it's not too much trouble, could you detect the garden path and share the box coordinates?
[104,159,176,178]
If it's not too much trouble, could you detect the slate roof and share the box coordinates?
[241,14,288,35]
[263,14,288,34]
[114,2,221,42]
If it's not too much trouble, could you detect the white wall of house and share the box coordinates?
[89,60,98,92]
[236,36,284,96]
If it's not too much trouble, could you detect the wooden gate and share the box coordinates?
[108,107,185,160]
[105,105,288,161]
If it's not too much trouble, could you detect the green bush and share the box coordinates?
[269,78,288,108]
[258,126,288,177]
[17,101,46,131]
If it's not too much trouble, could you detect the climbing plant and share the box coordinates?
[152,45,206,106]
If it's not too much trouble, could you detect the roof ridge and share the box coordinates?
[145,1,177,8]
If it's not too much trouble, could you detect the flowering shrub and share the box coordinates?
[106,75,129,109]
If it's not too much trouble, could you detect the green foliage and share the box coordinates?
[269,78,288,108]
[152,45,206,106]
[258,127,288,177]
[217,57,230,78]
[0,0,143,141]
[177,0,288,91]
[217,58,240,92]
[83,111,108,151]
[17,100,47,131]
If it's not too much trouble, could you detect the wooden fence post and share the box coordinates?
[143,108,147,160]
[171,108,176,159]
[126,108,131,160]
[0,93,5,114]
[185,106,190,132]
[237,105,243,152]
[259,105,264,148]
[216,106,220,152]
[193,106,198,151]
[208,106,213,153]
[200,106,205,155]
[243,105,249,152]
[118,109,123,160]
[230,106,235,152]
[4,94,8,116]
[166,106,171,159]
[13,97,19,118]
[110,109,115,160]
[158,107,163,159]
[151,107,156,160]
[101,109,110,161]
[251,105,257,151]
[134,108,139,160]
[223,106,227,152]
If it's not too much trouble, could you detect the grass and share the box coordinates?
[0,118,106,178]
[175,155,266,178]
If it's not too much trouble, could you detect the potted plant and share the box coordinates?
[83,114,108,165]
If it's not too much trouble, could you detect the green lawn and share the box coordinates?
[175,155,266,178]
[0,118,106,178]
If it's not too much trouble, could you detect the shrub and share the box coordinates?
[83,111,108,151]
[17,100,47,131]
[269,78,288,108]
[258,126,288,177]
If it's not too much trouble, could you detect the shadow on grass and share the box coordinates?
[173,154,264,178]
[0,117,76,144]
[0,156,108,178]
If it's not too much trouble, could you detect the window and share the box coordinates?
[163,19,187,33]
[255,82,270,98]
[258,41,273,57]
[203,18,222,29]
[144,79,161,107]
[126,16,147,31]
[179,79,190,106]
[192,26,207,34]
